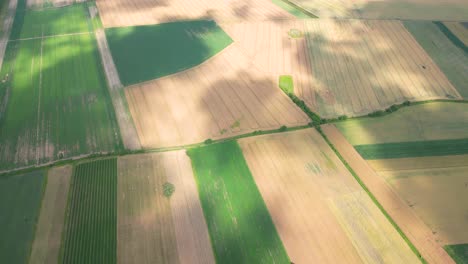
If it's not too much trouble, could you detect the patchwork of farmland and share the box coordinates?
[187,141,290,263]
[60,158,117,264]
[222,19,460,118]
[287,0,468,20]
[0,171,46,264]
[96,0,294,28]
[117,151,214,264]
[404,21,468,98]
[30,165,72,264]
[239,129,419,263]
[0,4,121,170]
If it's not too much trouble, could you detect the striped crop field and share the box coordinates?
[60,158,117,264]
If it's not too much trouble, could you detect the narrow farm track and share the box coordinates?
[322,124,456,264]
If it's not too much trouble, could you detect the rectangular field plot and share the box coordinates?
[30,165,72,264]
[117,151,214,264]
[239,129,418,263]
[0,34,121,170]
[404,21,468,98]
[11,3,90,40]
[60,158,117,264]
[336,102,468,145]
[125,44,309,148]
[187,141,290,264]
[0,171,45,263]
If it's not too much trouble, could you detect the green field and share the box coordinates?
[404,21,468,98]
[187,141,289,264]
[354,138,468,159]
[60,158,117,264]
[106,20,233,85]
[271,0,316,18]
[0,171,45,263]
[445,244,468,264]
[10,3,90,40]
[336,102,468,145]
[279,75,294,94]
[0,32,121,169]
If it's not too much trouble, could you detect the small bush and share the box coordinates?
[163,182,175,198]
[279,125,287,132]
[338,115,348,120]
[204,139,213,144]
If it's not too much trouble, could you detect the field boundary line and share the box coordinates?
[35,28,43,164]
[9,31,92,41]
[0,0,19,70]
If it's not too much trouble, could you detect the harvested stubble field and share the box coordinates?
[106,20,233,86]
[336,102,468,145]
[0,171,45,264]
[29,165,72,264]
[322,124,455,263]
[404,21,468,98]
[0,12,121,170]
[444,22,468,46]
[117,151,214,264]
[287,0,468,20]
[96,0,294,28]
[221,19,460,118]
[125,43,309,148]
[187,141,290,264]
[239,129,418,263]
[60,158,117,264]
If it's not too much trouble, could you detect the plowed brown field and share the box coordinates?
[96,0,293,28]
[239,129,419,263]
[117,151,214,264]
[125,44,310,148]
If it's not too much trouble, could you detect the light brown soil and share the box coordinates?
[239,129,419,263]
[117,151,214,264]
[322,124,455,264]
[125,44,310,149]
[96,0,293,28]
[29,165,72,264]
[367,155,468,171]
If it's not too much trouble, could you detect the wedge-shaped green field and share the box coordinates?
[0,33,121,170]
[404,21,468,98]
[106,20,233,85]
[10,3,90,40]
[355,138,468,159]
[0,171,45,263]
[61,158,117,264]
[187,141,290,264]
[445,244,468,264]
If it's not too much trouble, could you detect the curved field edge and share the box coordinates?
[187,141,290,264]
[105,20,233,86]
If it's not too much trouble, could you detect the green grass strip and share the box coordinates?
[355,138,468,159]
[271,0,317,18]
[444,244,468,264]
[433,21,468,54]
[279,75,294,94]
[187,141,290,264]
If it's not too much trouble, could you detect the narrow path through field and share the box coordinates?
[0,0,18,70]
[9,31,92,41]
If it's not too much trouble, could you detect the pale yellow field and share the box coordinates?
[96,0,293,28]
[239,129,419,263]
[29,165,72,264]
[322,124,455,263]
[444,22,468,46]
[222,20,460,118]
[125,44,310,149]
[117,151,214,264]
[289,0,468,20]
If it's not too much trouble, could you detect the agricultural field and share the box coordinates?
[0,170,46,264]
[222,19,460,118]
[117,151,214,264]
[60,158,117,264]
[125,43,309,148]
[404,21,468,98]
[29,165,72,264]
[0,5,121,170]
[106,21,233,85]
[96,0,294,28]
[444,22,468,46]
[239,129,418,263]
[187,141,290,263]
[26,0,87,9]
[445,244,468,264]
[287,0,468,20]
[270,0,316,18]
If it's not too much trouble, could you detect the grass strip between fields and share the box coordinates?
[187,141,290,264]
[354,138,468,160]
[444,244,468,264]
[271,0,317,18]
[434,21,468,55]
